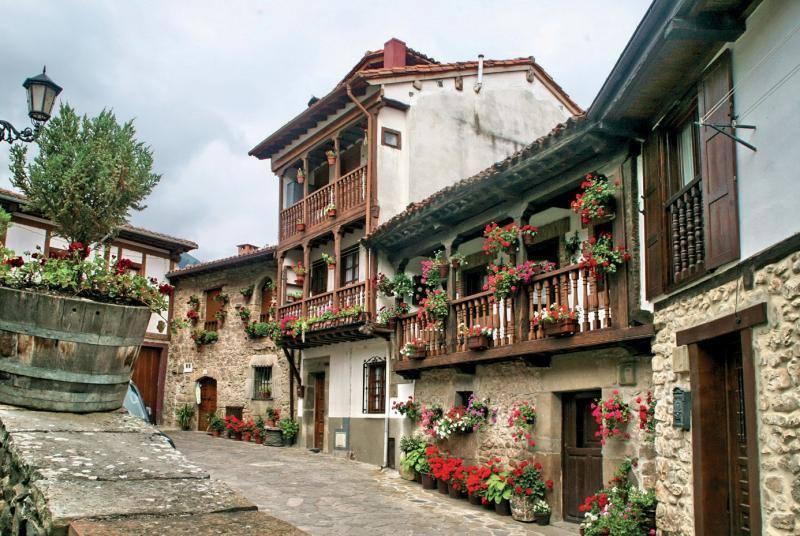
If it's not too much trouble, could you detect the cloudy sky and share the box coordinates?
[0,1,649,261]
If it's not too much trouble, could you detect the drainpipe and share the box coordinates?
[382,338,392,469]
[474,54,484,93]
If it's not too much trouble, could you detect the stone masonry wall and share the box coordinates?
[412,347,654,521]
[165,261,290,428]
[652,249,800,535]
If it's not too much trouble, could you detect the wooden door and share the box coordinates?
[131,346,161,423]
[563,390,603,522]
[313,374,325,449]
[724,339,752,533]
[197,378,217,432]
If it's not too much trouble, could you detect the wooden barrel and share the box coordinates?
[0,287,151,413]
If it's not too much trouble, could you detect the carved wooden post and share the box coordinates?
[445,242,458,353]
[302,154,310,230]
[277,251,287,307]
[514,216,530,342]
[302,242,310,318]
[333,135,341,182]
[333,227,342,309]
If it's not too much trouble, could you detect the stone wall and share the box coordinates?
[651,249,800,535]
[412,347,654,521]
[165,261,291,428]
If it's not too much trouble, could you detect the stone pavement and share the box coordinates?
[172,431,579,536]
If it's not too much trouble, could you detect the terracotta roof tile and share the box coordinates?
[166,245,276,279]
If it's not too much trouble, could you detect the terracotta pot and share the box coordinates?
[467,334,489,351]
[327,156,336,165]
[296,223,306,232]
[327,209,337,218]
[522,234,537,246]
[415,471,422,484]
[294,276,304,286]
[468,493,482,506]
[212,430,221,437]
[328,264,335,270]
[437,479,449,494]
[437,264,450,279]
[296,174,305,184]
[421,473,436,490]
[495,499,512,516]
[542,318,578,337]
[448,484,463,499]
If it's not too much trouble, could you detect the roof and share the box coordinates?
[248,46,581,161]
[0,187,198,253]
[166,245,276,280]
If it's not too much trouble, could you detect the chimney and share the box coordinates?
[383,38,407,69]
[237,244,258,256]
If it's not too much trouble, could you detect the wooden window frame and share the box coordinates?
[310,260,327,295]
[340,246,360,286]
[252,366,273,400]
[362,357,386,414]
[381,127,401,149]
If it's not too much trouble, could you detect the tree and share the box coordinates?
[9,104,160,245]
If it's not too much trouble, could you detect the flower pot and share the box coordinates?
[399,464,416,482]
[0,288,152,412]
[296,174,305,184]
[415,471,422,484]
[254,434,264,444]
[468,493,482,506]
[327,264,335,270]
[534,512,551,525]
[522,234,537,246]
[495,499,512,516]
[598,529,611,536]
[542,318,578,337]
[296,222,306,232]
[421,473,436,490]
[232,432,242,441]
[437,264,450,279]
[327,209,337,218]
[264,427,284,447]
[294,276,304,286]
[482,499,495,511]
[467,334,489,351]
[437,479,449,494]
[408,347,427,360]
[282,435,296,446]
[510,495,536,522]
[212,430,221,437]
[448,484,463,499]
[326,156,336,166]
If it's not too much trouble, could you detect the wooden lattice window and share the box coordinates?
[362,357,386,414]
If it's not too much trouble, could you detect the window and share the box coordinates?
[666,107,701,193]
[310,260,327,295]
[525,237,560,266]
[285,179,303,208]
[205,288,222,330]
[362,357,386,414]
[456,391,473,407]
[253,366,273,400]
[341,246,360,286]
[381,127,401,149]
[462,266,487,296]
[260,280,274,322]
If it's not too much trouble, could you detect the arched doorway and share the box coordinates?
[197,377,217,431]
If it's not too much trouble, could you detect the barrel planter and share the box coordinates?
[264,427,284,447]
[0,287,151,413]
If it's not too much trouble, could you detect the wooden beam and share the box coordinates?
[665,16,746,43]
[675,302,767,346]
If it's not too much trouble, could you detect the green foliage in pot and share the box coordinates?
[391,272,414,297]
[175,403,195,431]
[278,418,300,439]
[9,104,160,246]
[0,208,10,239]
[207,411,224,432]
[485,471,514,504]
[191,329,218,346]
[244,320,282,344]
[399,436,429,473]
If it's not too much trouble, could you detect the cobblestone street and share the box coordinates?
[172,432,579,536]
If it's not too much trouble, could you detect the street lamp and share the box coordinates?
[1,67,63,144]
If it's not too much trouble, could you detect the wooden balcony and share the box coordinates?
[276,282,373,348]
[395,264,653,376]
[279,164,367,244]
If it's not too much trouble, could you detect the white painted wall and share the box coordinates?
[730,0,800,259]
[4,221,46,254]
[377,68,573,223]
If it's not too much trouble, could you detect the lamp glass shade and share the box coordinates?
[23,69,62,123]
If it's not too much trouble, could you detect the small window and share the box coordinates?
[362,357,386,414]
[205,288,222,322]
[457,391,473,407]
[253,366,273,400]
[462,267,488,296]
[381,127,401,149]
[259,280,274,322]
[341,246,360,286]
[310,260,327,295]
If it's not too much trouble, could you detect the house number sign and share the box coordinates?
[673,387,691,430]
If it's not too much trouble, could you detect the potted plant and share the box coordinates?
[225,415,243,440]
[571,172,618,226]
[186,308,200,324]
[578,233,631,279]
[591,390,631,445]
[449,252,467,270]
[391,272,414,298]
[375,273,394,296]
[287,290,303,303]
[296,219,306,232]
[377,302,410,330]
[241,419,255,442]
[214,309,226,324]
[520,224,539,246]
[417,289,449,326]
[253,416,266,444]
[296,168,305,184]
[508,401,537,448]
[190,328,219,347]
[535,304,580,337]
[419,445,438,490]
[459,324,494,351]
[392,396,421,421]
[321,253,336,269]
[508,460,553,522]
[466,464,491,506]
[237,306,252,324]
[255,385,272,400]
[449,465,467,499]
[483,222,522,257]
[208,412,225,437]
[293,262,306,284]
[324,203,337,218]
[532,500,552,525]
[485,470,513,516]
[400,338,427,360]
[278,417,300,446]
[432,250,449,279]
[175,404,195,431]
[325,149,337,165]
[398,436,426,481]
[239,285,254,299]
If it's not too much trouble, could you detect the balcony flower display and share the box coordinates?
[433,250,450,279]
[570,172,618,225]
[636,391,656,442]
[459,323,494,351]
[321,253,335,269]
[325,149,337,165]
[578,233,631,278]
[279,306,365,341]
[591,390,631,445]
[400,338,427,359]
[296,168,305,184]
[377,302,410,329]
[450,252,467,269]
[420,258,443,288]
[392,396,421,421]
[324,202,337,218]
[484,261,555,301]
[375,272,413,297]
[375,272,394,296]
[483,222,539,256]
[508,401,537,447]
[534,304,580,337]
[418,289,449,326]
[293,261,306,281]
[286,290,302,303]
[296,218,306,232]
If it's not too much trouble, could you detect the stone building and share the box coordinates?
[0,187,197,424]
[164,244,291,430]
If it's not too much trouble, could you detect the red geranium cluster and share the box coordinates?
[465,464,492,496]
[186,309,200,321]
[578,233,631,278]
[114,258,134,275]
[67,241,91,259]
[579,491,609,513]
[430,453,464,486]
[591,390,631,445]
[482,222,536,256]
[280,315,298,336]
[158,283,174,295]
[636,391,656,438]
[509,460,554,499]
[507,402,537,447]
[570,172,618,224]
[3,256,24,268]
[224,415,244,433]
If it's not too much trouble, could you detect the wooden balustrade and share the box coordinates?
[336,282,366,309]
[306,292,334,317]
[277,302,302,321]
[278,164,367,244]
[396,312,446,358]
[667,178,704,282]
[452,291,515,352]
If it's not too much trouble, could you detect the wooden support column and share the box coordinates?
[277,251,287,307]
[610,164,629,328]
[302,242,311,317]
[445,242,457,353]
[367,246,379,318]
[302,154,309,229]
[332,136,341,182]
[333,227,343,308]
[514,216,530,341]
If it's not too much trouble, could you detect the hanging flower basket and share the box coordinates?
[437,263,450,279]
[296,169,305,184]
[542,318,578,337]
[296,222,306,232]
[467,334,490,351]
[294,275,304,286]
[325,150,337,166]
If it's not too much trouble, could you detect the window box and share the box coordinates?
[541,319,578,337]
[467,334,490,351]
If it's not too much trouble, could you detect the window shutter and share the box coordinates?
[699,51,739,269]
[642,131,666,299]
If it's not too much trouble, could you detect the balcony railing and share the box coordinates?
[277,281,368,325]
[204,320,219,332]
[667,178,704,283]
[396,264,614,361]
[279,164,367,242]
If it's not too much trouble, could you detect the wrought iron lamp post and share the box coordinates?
[1,67,62,144]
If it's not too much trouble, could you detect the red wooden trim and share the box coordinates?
[675,302,766,346]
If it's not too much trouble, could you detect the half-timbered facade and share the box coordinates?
[0,187,197,424]
[249,39,582,465]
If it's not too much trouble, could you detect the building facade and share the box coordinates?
[249,38,582,466]
[0,187,197,424]
[164,245,292,431]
